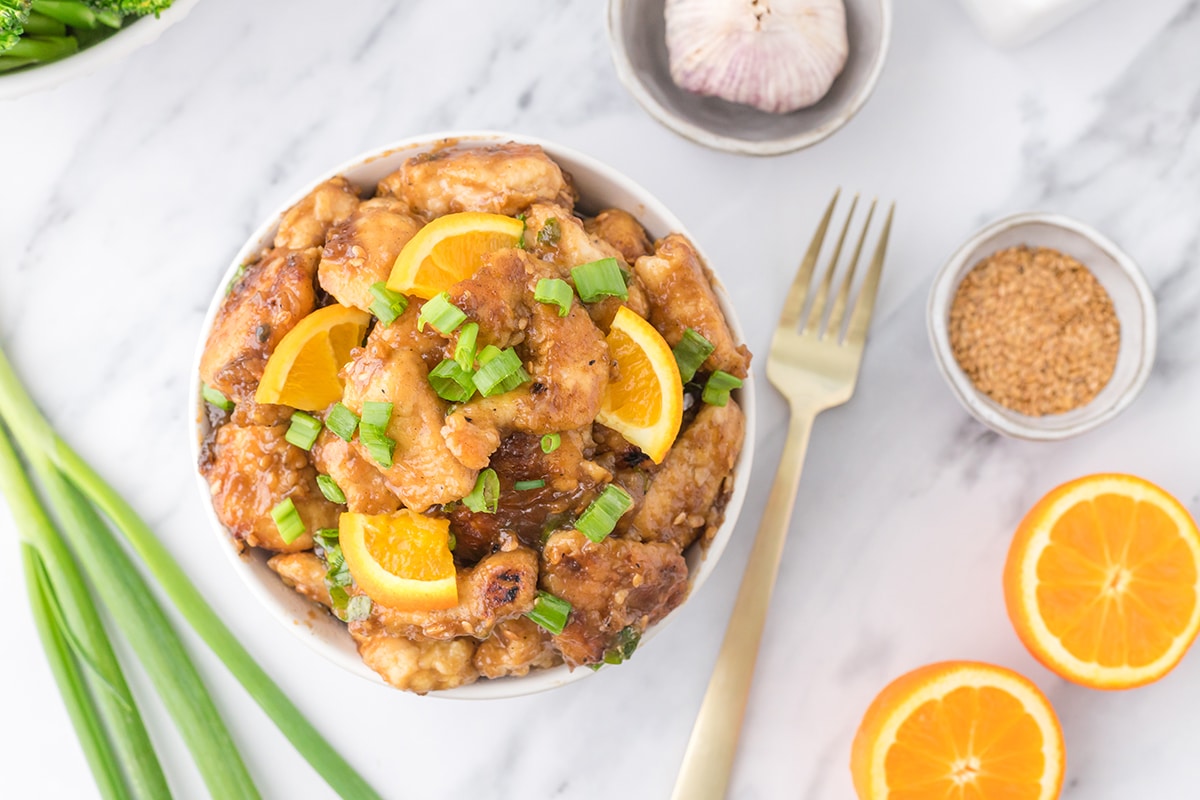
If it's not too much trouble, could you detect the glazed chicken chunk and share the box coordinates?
[377,143,576,219]
[310,431,400,515]
[474,617,560,679]
[274,176,360,250]
[318,197,423,312]
[585,208,653,264]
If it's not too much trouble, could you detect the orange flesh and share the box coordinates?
[1036,494,1197,669]
[886,686,1046,798]
[603,325,663,427]
[363,514,455,582]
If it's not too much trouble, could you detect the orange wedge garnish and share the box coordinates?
[1004,473,1200,689]
[255,304,369,410]
[339,510,458,612]
[850,660,1065,800]
[386,212,524,299]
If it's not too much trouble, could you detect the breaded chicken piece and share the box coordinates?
[522,203,651,330]
[274,176,361,250]
[340,307,477,510]
[268,551,331,606]
[352,630,478,694]
[199,247,319,402]
[310,430,400,515]
[585,209,653,264]
[541,530,688,666]
[628,401,744,551]
[634,234,751,378]
[201,424,338,552]
[447,249,531,350]
[442,253,608,470]
[474,617,560,679]
[229,397,292,428]
[319,197,423,311]
[369,548,539,640]
[377,143,575,219]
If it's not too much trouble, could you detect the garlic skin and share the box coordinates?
[665,0,850,115]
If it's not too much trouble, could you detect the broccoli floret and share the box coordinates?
[85,0,172,16]
[0,0,32,53]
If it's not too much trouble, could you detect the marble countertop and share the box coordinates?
[3,0,1200,797]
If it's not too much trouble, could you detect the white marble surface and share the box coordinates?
[2,0,1199,797]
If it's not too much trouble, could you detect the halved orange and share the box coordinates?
[850,660,1065,800]
[339,510,458,612]
[255,304,369,410]
[1004,473,1200,689]
[386,212,524,299]
[595,306,683,464]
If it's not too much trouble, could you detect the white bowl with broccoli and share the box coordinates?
[0,0,199,99]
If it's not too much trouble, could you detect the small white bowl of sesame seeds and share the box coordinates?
[927,212,1156,441]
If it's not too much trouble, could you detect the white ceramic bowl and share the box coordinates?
[190,132,756,699]
[606,0,892,156]
[927,212,1156,441]
[0,0,200,100]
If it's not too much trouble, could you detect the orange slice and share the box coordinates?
[339,510,458,612]
[386,212,524,299]
[1004,473,1200,689]
[850,661,1065,800]
[255,304,369,410]
[595,306,683,464]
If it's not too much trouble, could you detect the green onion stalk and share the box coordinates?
[0,342,382,800]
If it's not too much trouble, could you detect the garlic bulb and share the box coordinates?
[665,0,850,114]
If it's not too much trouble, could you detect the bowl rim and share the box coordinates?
[926,211,1157,441]
[605,0,894,156]
[0,0,201,101]
[188,130,757,699]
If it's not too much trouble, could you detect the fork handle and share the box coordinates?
[671,407,817,800]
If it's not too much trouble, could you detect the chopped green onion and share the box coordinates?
[417,292,467,335]
[360,401,393,430]
[428,359,476,404]
[672,328,716,383]
[526,590,571,636]
[537,217,561,246]
[576,484,633,543]
[201,383,235,412]
[368,282,408,326]
[534,277,574,317]
[541,433,561,454]
[316,475,346,505]
[285,412,322,451]
[514,479,546,491]
[225,263,249,295]
[602,626,642,665]
[359,425,396,469]
[454,322,479,372]
[271,497,306,545]
[571,258,628,302]
[516,213,527,249]
[462,468,500,514]
[344,595,372,623]
[473,346,529,397]
[702,370,744,407]
[315,529,350,590]
[447,532,457,551]
[325,403,359,442]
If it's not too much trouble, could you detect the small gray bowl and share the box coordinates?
[927,212,1157,441]
[606,0,892,156]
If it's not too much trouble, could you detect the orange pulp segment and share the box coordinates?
[255,304,369,410]
[386,212,524,299]
[339,510,458,612]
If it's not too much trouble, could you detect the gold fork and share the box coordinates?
[671,191,895,800]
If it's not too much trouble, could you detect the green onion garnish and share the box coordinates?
[417,292,467,335]
[571,258,628,302]
[702,370,744,407]
[516,213,527,249]
[473,346,529,397]
[225,263,248,295]
[360,401,393,430]
[316,475,346,505]
[270,497,306,545]
[575,484,633,543]
[368,282,408,326]
[526,590,571,636]
[325,403,359,442]
[285,412,322,451]
[359,425,396,469]
[201,383,234,412]
[428,359,476,404]
[462,468,500,514]
[344,595,372,623]
[672,328,716,383]
[454,322,479,372]
[537,217,561,246]
[448,532,457,551]
[602,626,642,665]
[541,433,561,454]
[533,278,574,317]
[514,479,545,491]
